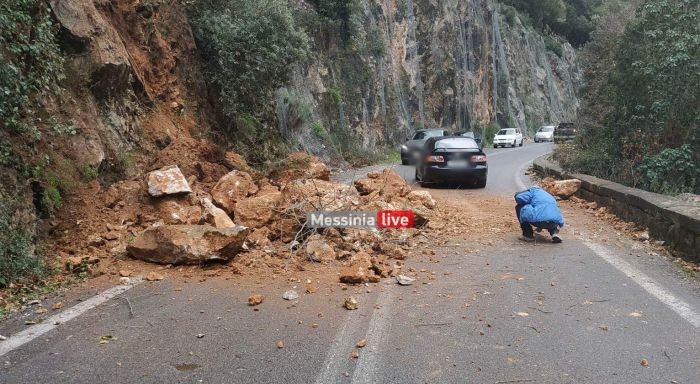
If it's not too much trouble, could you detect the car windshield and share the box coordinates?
[434,138,478,149]
[497,129,515,135]
[539,127,554,132]
[413,130,443,140]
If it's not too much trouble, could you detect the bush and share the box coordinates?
[637,145,698,194]
[189,0,310,122]
[543,34,563,57]
[0,193,44,288]
[0,0,64,133]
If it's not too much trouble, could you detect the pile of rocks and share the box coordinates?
[123,151,437,283]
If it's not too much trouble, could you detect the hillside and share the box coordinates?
[0,0,580,290]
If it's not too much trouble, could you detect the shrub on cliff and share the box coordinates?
[189,0,310,123]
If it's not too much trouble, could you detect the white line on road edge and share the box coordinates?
[514,160,532,191]
[351,286,396,384]
[585,241,700,328]
[0,278,143,357]
[314,284,396,384]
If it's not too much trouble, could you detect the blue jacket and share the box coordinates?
[515,187,565,227]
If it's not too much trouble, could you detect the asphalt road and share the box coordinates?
[1,143,699,384]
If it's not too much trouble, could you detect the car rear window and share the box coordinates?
[540,127,554,132]
[497,129,515,135]
[412,130,444,140]
[434,138,478,149]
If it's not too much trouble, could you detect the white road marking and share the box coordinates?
[314,284,396,384]
[0,278,143,357]
[351,286,396,384]
[585,241,700,328]
[514,160,532,191]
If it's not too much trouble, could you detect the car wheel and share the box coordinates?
[512,140,516,147]
[519,139,523,147]
[534,139,539,143]
[475,178,487,188]
[493,144,498,149]
[401,158,409,165]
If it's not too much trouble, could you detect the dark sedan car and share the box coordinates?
[414,136,488,188]
[400,128,449,165]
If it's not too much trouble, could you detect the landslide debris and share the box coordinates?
[50,145,439,283]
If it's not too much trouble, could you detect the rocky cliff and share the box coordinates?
[285,0,581,154]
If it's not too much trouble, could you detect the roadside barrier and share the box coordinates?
[533,155,700,262]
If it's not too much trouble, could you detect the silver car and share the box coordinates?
[534,126,555,142]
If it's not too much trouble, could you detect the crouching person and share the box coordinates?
[514,187,564,243]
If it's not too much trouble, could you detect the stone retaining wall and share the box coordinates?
[533,156,700,262]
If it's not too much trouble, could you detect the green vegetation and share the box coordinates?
[543,34,563,57]
[0,192,44,288]
[189,0,310,124]
[559,0,700,194]
[1,0,64,134]
[500,0,599,47]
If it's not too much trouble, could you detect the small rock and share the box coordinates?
[119,277,131,285]
[0,335,6,341]
[640,358,649,367]
[396,275,415,286]
[145,272,164,281]
[350,351,359,359]
[196,334,205,339]
[276,340,284,349]
[343,296,358,310]
[599,325,609,331]
[119,270,131,277]
[356,339,367,348]
[282,290,299,301]
[147,165,191,197]
[248,294,265,306]
[51,302,62,310]
[305,285,318,294]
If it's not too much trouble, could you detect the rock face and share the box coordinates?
[147,166,191,197]
[280,0,581,154]
[211,171,258,214]
[541,177,582,199]
[127,225,249,265]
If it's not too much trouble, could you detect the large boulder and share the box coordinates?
[406,190,436,209]
[211,171,258,214]
[234,191,282,229]
[541,177,582,200]
[269,152,331,186]
[154,197,201,225]
[127,225,249,265]
[282,179,357,213]
[200,197,235,228]
[354,169,411,197]
[306,238,336,262]
[147,165,191,197]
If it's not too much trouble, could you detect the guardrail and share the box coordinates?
[533,155,700,262]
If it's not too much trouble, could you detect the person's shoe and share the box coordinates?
[552,234,563,243]
[518,235,535,242]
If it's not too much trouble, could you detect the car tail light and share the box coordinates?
[471,155,487,162]
[426,155,445,163]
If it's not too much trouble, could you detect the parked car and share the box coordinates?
[553,122,577,143]
[400,128,449,165]
[534,125,555,142]
[455,131,484,150]
[414,136,488,188]
[492,128,523,148]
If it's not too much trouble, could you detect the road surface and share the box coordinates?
[1,143,698,383]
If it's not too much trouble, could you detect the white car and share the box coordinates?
[534,125,555,142]
[493,128,523,148]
